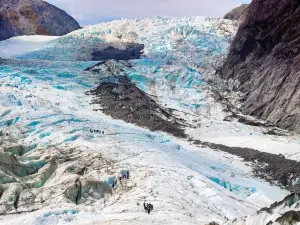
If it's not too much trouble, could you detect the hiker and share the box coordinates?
[112,178,118,189]
[102,131,104,135]
[143,202,153,214]
[126,171,129,179]
[146,203,153,214]
[119,176,123,186]
[143,202,148,213]
[149,204,153,211]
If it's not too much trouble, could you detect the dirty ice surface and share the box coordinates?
[0,17,297,225]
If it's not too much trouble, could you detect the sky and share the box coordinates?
[45,0,251,25]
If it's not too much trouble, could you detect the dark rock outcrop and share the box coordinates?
[222,0,300,132]
[229,193,300,224]
[274,211,300,224]
[0,14,15,41]
[87,74,186,138]
[86,60,187,138]
[91,44,144,61]
[223,4,249,22]
[85,60,133,74]
[0,0,80,41]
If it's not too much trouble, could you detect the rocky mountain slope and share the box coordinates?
[222,0,300,132]
[223,4,249,22]
[0,0,80,41]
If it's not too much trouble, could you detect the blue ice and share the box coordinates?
[55,85,66,90]
[30,160,47,168]
[28,121,41,126]
[39,132,52,139]
[51,118,87,126]
[56,72,76,78]
[0,110,12,117]
[63,135,79,142]
[20,76,32,85]
[209,177,256,198]
[43,210,79,217]
[106,176,115,185]
[0,117,20,127]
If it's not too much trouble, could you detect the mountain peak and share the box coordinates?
[0,0,80,41]
[224,4,249,22]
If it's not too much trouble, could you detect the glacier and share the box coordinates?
[0,17,299,225]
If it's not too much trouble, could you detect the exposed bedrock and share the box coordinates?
[223,4,249,22]
[222,0,300,132]
[85,59,133,74]
[0,0,81,41]
[0,13,15,41]
[274,211,300,224]
[91,44,144,61]
[86,60,187,138]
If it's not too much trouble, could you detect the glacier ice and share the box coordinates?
[0,17,298,225]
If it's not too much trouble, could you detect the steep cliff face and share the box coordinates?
[222,0,300,132]
[0,0,80,41]
[0,13,15,41]
[224,4,249,22]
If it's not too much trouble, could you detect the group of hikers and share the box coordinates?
[143,202,154,214]
[111,170,130,189]
[90,129,105,135]
[109,171,154,214]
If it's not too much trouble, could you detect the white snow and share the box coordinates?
[0,35,59,59]
[0,17,299,225]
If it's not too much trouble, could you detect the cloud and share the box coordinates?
[45,0,250,24]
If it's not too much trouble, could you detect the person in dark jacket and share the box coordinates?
[126,171,129,179]
[143,203,153,214]
[149,204,153,211]
[143,202,148,213]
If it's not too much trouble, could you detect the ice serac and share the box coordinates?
[223,4,249,22]
[226,193,300,225]
[0,0,80,41]
[222,0,300,132]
